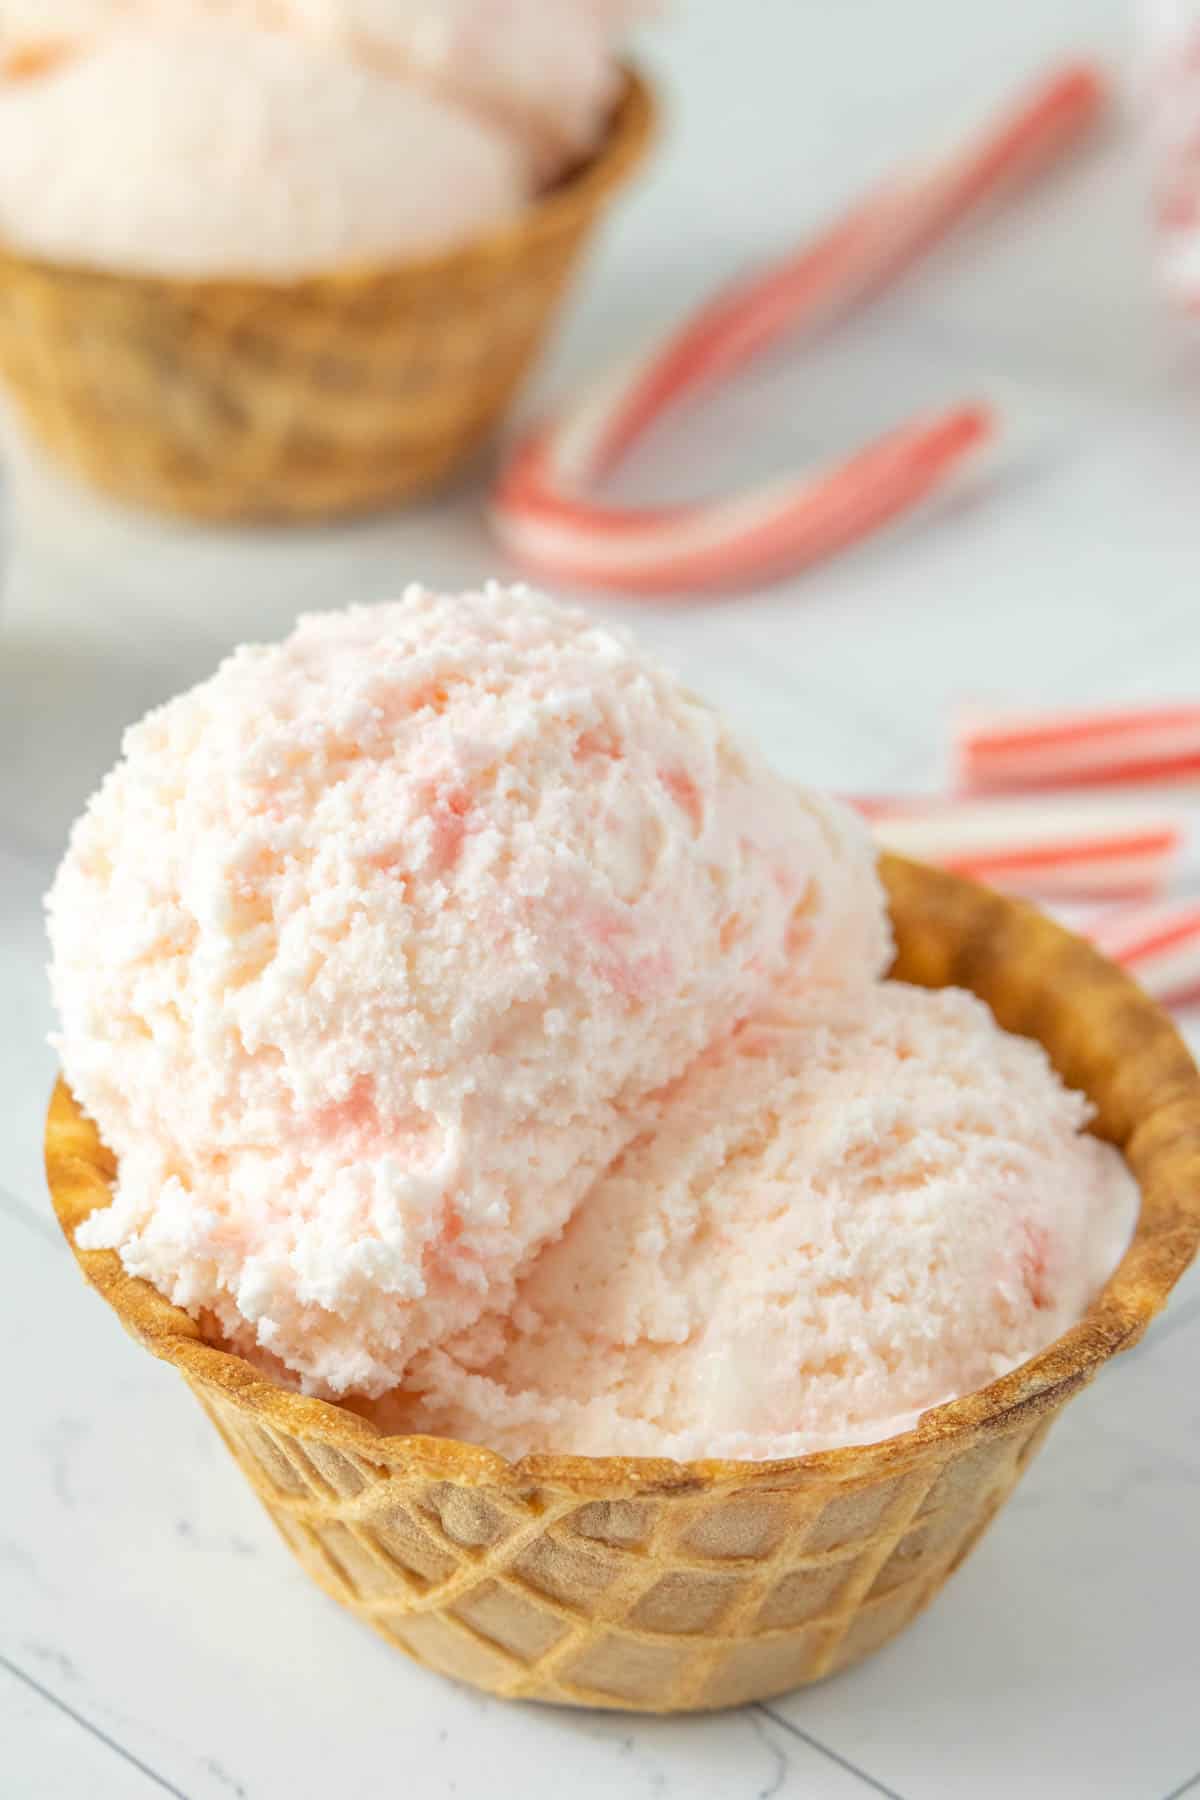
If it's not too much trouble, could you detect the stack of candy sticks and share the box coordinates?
[859,703,1200,1010]
[492,63,1107,595]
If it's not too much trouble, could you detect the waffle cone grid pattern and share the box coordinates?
[192,1380,1053,1709]
[46,859,1200,1709]
[0,73,654,523]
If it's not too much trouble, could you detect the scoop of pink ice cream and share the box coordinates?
[51,585,888,1398]
[390,980,1137,1460]
[0,1,644,272]
[0,24,530,276]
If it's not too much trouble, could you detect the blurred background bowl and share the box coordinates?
[0,68,655,525]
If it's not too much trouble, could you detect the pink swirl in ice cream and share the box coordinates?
[50,585,889,1398]
[389,981,1137,1460]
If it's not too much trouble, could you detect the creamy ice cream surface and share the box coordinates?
[386,980,1138,1461]
[49,585,888,1399]
[287,0,648,178]
[0,1,645,275]
[0,26,529,277]
[48,582,1137,1458]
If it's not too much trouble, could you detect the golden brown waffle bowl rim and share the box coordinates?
[0,65,656,295]
[46,855,1200,1502]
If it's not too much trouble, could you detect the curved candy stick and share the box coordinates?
[493,63,1108,596]
[498,405,996,594]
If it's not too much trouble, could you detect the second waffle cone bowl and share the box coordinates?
[45,857,1200,1713]
[0,71,654,525]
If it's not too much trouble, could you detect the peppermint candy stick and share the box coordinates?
[1083,902,1200,1007]
[493,62,1107,595]
[865,798,1182,900]
[957,702,1200,793]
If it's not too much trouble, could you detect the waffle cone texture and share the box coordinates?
[46,858,1200,1711]
[0,71,654,524]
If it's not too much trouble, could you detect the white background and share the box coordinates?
[3,1,1200,1796]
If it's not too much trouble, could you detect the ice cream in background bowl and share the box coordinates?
[0,0,647,272]
[45,587,1200,1710]
[0,2,655,518]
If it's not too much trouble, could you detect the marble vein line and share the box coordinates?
[1162,1772,1200,1800]
[0,1652,189,1800]
[0,1180,60,1248]
[747,1710,789,1800]
[754,1704,906,1800]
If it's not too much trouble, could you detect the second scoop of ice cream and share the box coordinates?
[391,980,1138,1461]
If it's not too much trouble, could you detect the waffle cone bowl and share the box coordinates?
[0,70,653,524]
[45,857,1200,1712]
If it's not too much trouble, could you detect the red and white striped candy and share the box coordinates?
[1081,901,1200,1008]
[493,62,1108,596]
[956,701,1200,794]
[497,404,998,594]
[865,798,1182,900]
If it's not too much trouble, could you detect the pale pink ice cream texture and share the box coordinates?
[384,981,1137,1460]
[0,2,645,275]
[287,0,647,178]
[50,585,890,1403]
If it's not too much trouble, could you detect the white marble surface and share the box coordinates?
[4,1,1200,1796]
